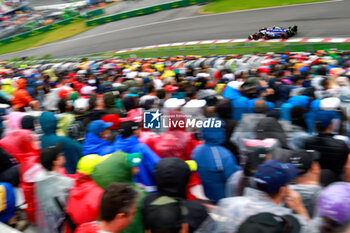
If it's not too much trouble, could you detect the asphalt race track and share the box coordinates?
[2,0,350,59]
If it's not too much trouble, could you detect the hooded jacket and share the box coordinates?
[39,112,82,174]
[222,85,250,121]
[113,135,160,191]
[103,92,121,116]
[305,133,349,178]
[0,129,42,224]
[82,132,115,156]
[192,122,241,202]
[3,111,26,135]
[144,158,209,233]
[35,171,74,233]
[91,151,146,233]
[216,98,239,159]
[65,173,104,227]
[256,117,289,149]
[11,79,34,109]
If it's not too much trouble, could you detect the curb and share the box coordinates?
[114,38,350,53]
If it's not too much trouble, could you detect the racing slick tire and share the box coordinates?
[280,33,288,40]
[252,34,259,40]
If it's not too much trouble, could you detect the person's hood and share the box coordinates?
[16,79,26,89]
[202,119,225,145]
[154,157,190,198]
[0,129,39,162]
[83,133,115,156]
[256,117,288,149]
[103,92,115,108]
[39,112,58,134]
[7,111,26,132]
[114,135,140,153]
[215,98,232,119]
[93,151,133,186]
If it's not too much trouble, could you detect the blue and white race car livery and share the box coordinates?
[248,25,298,40]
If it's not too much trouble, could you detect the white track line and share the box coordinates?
[114,37,350,53]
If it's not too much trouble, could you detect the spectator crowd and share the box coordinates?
[0,50,350,233]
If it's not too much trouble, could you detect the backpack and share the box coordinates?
[67,120,85,143]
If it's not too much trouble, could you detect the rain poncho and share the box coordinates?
[35,171,74,233]
[0,129,43,224]
[192,121,241,202]
[83,132,115,156]
[113,135,160,191]
[40,112,82,174]
[91,151,147,233]
[11,79,34,109]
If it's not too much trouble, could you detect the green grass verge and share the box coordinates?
[200,0,330,14]
[0,21,95,55]
[99,42,350,59]
[4,42,350,66]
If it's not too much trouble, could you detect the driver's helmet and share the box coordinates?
[274,26,282,31]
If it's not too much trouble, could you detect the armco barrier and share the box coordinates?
[0,16,85,46]
[86,0,209,27]
[86,8,105,18]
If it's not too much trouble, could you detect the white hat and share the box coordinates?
[74,98,89,110]
[164,98,186,109]
[227,81,244,90]
[80,86,97,95]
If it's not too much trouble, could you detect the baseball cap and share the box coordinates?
[317,182,350,225]
[40,143,63,170]
[237,212,301,233]
[126,153,142,167]
[314,110,336,130]
[101,114,121,130]
[87,120,113,136]
[288,150,320,175]
[254,160,298,193]
[119,121,139,138]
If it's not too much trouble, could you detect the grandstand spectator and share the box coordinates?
[226,138,277,197]
[113,121,160,191]
[215,98,239,159]
[288,150,322,218]
[306,182,350,233]
[285,106,311,150]
[0,129,42,224]
[65,155,107,231]
[74,182,138,233]
[39,112,82,174]
[304,111,349,180]
[91,151,146,233]
[103,91,122,116]
[11,79,39,111]
[231,98,267,147]
[83,120,115,156]
[217,160,308,233]
[36,144,74,233]
[192,120,241,203]
[143,158,208,233]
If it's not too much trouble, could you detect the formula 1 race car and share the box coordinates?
[248,25,298,40]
